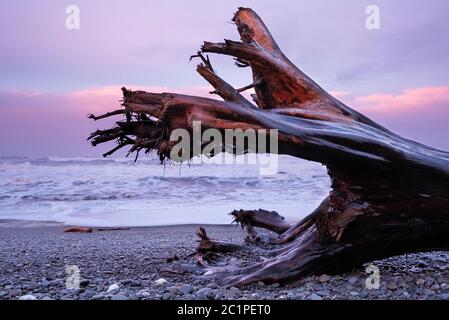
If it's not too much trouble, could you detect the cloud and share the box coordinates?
[332,86,449,118]
[0,85,212,157]
[352,87,449,114]
[334,86,449,151]
[0,85,448,156]
[330,91,352,100]
[67,85,214,114]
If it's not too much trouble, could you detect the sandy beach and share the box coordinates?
[1,220,448,301]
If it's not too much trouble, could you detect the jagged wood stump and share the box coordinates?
[88,8,449,286]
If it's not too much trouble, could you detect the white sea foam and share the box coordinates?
[0,155,331,227]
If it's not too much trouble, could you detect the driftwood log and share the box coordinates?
[88,8,449,286]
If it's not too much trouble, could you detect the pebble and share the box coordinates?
[387,282,398,291]
[431,284,440,291]
[82,290,96,299]
[348,277,359,285]
[318,274,330,283]
[40,280,50,288]
[196,288,213,300]
[359,291,368,298]
[154,278,169,287]
[129,294,139,301]
[106,283,120,293]
[440,293,449,300]
[215,292,225,300]
[162,292,175,300]
[416,279,425,285]
[423,288,434,295]
[316,290,330,297]
[179,284,194,295]
[229,287,241,293]
[72,288,81,295]
[286,293,295,299]
[309,293,323,301]
[9,289,22,296]
[19,295,37,300]
[111,294,129,301]
[166,286,178,294]
[139,291,151,298]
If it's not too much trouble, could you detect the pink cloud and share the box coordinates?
[334,86,449,151]
[0,85,212,156]
[69,85,213,99]
[330,91,351,100]
[332,86,449,121]
[332,86,449,114]
[0,85,448,156]
[352,87,449,114]
[68,85,213,114]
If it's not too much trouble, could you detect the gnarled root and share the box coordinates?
[195,227,245,266]
[214,228,348,286]
[231,209,291,244]
[274,197,329,245]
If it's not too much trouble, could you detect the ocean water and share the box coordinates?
[0,155,331,227]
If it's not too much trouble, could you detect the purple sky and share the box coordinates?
[0,0,448,157]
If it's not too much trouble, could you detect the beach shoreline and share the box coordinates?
[0,220,448,300]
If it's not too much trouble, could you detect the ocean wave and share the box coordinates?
[0,155,331,226]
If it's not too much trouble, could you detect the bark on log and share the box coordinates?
[195,227,245,266]
[88,7,449,286]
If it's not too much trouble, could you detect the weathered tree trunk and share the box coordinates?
[88,8,449,286]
